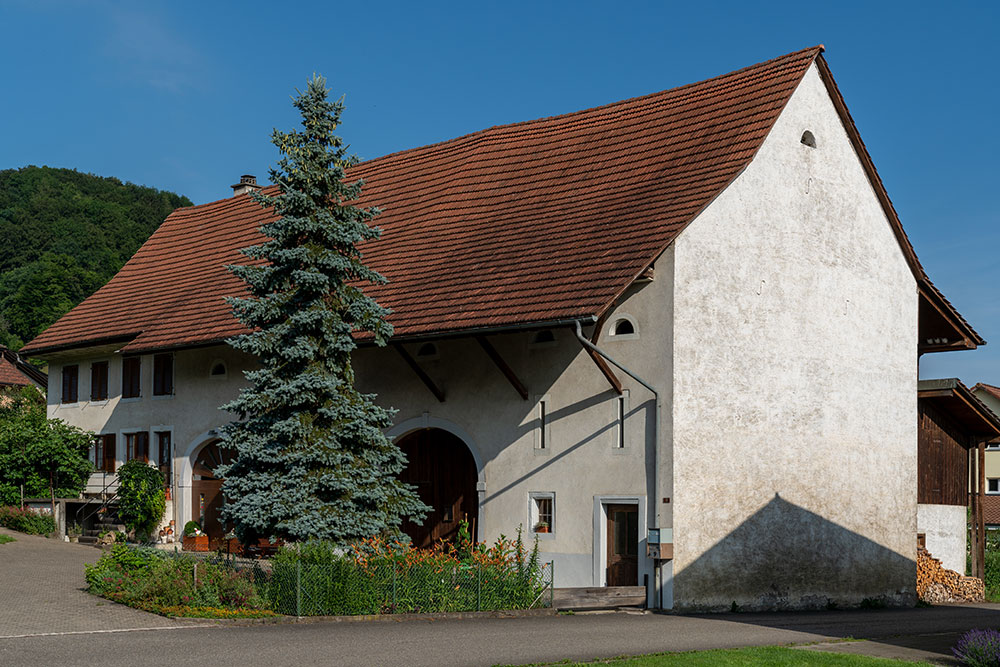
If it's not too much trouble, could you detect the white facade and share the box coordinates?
[44,62,921,610]
[917,504,967,573]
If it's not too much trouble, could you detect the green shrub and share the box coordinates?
[0,506,56,535]
[183,521,201,537]
[116,461,165,540]
[84,545,266,613]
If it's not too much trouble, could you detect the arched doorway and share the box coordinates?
[397,428,478,548]
[190,440,233,540]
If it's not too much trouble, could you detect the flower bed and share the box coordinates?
[85,524,550,618]
[0,506,55,535]
[85,544,271,618]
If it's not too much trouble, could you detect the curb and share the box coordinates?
[175,607,558,626]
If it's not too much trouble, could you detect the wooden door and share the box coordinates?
[397,429,478,547]
[191,441,232,540]
[606,504,638,586]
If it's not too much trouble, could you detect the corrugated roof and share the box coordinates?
[23,46,973,357]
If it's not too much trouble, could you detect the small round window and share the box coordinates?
[416,342,439,359]
[209,361,227,379]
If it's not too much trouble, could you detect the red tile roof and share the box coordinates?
[20,46,974,357]
[0,348,46,388]
[984,495,1000,527]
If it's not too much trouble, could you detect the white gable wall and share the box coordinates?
[670,62,918,610]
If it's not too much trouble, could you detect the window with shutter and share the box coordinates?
[91,362,109,401]
[122,357,141,398]
[61,365,78,403]
[153,354,173,396]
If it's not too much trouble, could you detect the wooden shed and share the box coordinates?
[917,378,1000,576]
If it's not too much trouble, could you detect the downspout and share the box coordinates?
[573,320,664,608]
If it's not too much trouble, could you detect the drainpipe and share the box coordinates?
[573,321,664,609]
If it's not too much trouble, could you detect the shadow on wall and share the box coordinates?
[673,494,916,612]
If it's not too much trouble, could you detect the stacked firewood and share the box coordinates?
[917,547,984,604]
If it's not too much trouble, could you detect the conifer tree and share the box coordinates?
[218,75,428,543]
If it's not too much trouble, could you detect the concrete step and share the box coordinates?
[552,586,646,610]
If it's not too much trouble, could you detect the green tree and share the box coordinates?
[218,75,428,543]
[0,386,93,513]
[115,460,166,541]
[0,166,191,348]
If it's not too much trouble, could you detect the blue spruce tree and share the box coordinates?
[218,75,428,543]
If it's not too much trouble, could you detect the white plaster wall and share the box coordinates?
[917,503,967,574]
[670,63,919,610]
[43,260,674,596]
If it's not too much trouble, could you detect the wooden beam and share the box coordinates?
[978,440,986,580]
[476,336,528,400]
[585,313,623,395]
[393,343,445,403]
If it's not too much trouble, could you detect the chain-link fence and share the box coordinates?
[164,547,553,616]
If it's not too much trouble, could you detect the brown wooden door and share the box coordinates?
[397,429,478,547]
[606,504,638,586]
[191,441,232,540]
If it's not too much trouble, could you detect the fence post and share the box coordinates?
[477,563,482,612]
[549,561,554,609]
[296,552,302,617]
[193,561,198,590]
[392,563,397,610]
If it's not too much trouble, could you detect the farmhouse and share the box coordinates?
[20,46,982,611]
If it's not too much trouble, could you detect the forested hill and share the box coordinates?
[0,166,192,350]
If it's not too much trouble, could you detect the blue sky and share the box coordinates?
[1,1,997,383]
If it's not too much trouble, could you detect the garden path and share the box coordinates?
[0,527,196,638]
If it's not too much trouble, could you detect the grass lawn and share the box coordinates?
[0,534,15,544]
[524,646,925,666]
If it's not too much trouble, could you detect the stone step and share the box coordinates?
[552,586,647,610]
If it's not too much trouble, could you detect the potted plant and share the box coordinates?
[182,520,209,551]
[535,521,550,534]
[67,522,82,543]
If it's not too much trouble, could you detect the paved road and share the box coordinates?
[3,528,999,666]
[0,527,191,638]
[6,603,1000,666]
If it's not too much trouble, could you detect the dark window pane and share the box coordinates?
[61,365,78,403]
[90,362,108,401]
[122,357,140,398]
[153,354,173,396]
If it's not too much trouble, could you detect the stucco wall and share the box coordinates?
[670,62,919,611]
[44,260,674,595]
[917,503,967,574]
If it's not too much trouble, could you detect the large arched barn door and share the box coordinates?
[397,429,478,548]
[190,440,233,540]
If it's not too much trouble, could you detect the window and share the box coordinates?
[608,316,639,340]
[531,330,557,347]
[535,397,549,450]
[93,434,116,472]
[801,130,817,148]
[122,357,141,398]
[156,431,172,483]
[126,432,149,463]
[415,343,439,360]
[209,361,227,379]
[989,478,1000,495]
[90,361,109,401]
[530,493,555,534]
[61,365,79,403]
[153,354,173,396]
[615,391,630,449]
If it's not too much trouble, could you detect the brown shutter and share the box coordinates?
[91,362,108,401]
[62,365,78,403]
[122,357,140,398]
[102,434,116,472]
[153,354,173,396]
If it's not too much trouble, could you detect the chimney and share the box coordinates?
[231,174,260,197]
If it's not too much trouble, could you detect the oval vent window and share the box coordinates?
[801,130,817,148]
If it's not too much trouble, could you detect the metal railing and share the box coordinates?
[74,471,118,534]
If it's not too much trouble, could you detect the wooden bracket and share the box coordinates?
[584,313,623,395]
[393,343,445,403]
[476,336,528,400]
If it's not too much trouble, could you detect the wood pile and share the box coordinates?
[917,547,984,604]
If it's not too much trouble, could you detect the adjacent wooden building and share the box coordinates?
[917,378,1000,575]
